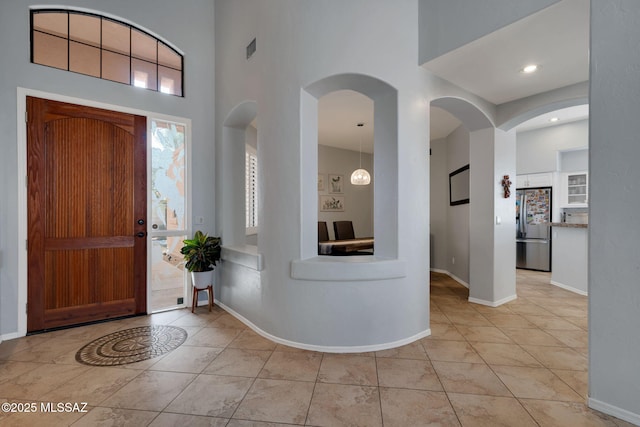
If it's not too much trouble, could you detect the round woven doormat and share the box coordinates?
[75,325,187,366]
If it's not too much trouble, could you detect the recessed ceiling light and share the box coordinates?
[521,64,540,74]
[549,117,559,122]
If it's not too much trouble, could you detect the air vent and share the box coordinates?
[246,38,256,59]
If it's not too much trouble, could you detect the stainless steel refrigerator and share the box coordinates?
[516,187,552,271]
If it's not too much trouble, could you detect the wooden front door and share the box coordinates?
[27,97,147,332]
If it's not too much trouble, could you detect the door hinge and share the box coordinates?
[26,303,28,314]
[25,110,28,123]
[25,239,28,251]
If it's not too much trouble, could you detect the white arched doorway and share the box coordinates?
[430,97,517,306]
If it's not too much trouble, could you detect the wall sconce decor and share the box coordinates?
[501,175,512,198]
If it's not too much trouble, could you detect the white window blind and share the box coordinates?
[246,147,258,231]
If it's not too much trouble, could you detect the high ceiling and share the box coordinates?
[318,0,589,151]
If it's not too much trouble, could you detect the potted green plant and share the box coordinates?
[180,231,222,289]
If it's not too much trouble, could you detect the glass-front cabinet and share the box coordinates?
[561,171,588,207]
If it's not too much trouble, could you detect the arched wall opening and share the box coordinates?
[220,100,259,249]
[499,97,589,132]
[430,96,517,306]
[300,73,398,262]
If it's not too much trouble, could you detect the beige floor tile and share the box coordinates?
[375,341,428,360]
[431,361,512,396]
[376,357,442,391]
[258,351,322,381]
[6,336,85,364]
[485,313,537,328]
[183,327,242,348]
[491,365,584,402]
[0,363,91,399]
[544,328,589,347]
[423,340,484,363]
[545,305,588,318]
[521,345,588,371]
[170,313,219,328]
[423,323,466,341]
[522,315,583,330]
[317,354,378,386]
[226,420,294,427]
[209,314,248,330]
[454,325,513,344]
[0,361,43,385]
[204,348,272,377]
[447,393,538,427]
[380,388,460,427]
[40,366,142,406]
[306,382,382,427]
[165,374,253,417]
[551,368,589,398]
[0,334,52,360]
[228,330,278,351]
[1,404,89,427]
[149,412,229,426]
[149,346,223,373]
[444,311,494,327]
[430,311,453,324]
[470,342,542,367]
[72,407,158,427]
[504,302,553,316]
[500,327,566,346]
[100,371,196,411]
[233,378,314,425]
[520,399,627,427]
[564,316,589,330]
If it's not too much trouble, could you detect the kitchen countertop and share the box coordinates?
[548,222,588,229]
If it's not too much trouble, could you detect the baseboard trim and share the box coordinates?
[430,269,469,288]
[215,300,431,353]
[469,294,518,307]
[0,332,20,342]
[550,280,588,296]
[589,397,640,426]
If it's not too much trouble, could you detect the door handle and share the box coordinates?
[136,232,147,238]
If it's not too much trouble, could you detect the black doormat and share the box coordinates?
[75,325,187,366]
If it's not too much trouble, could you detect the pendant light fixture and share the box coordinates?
[350,123,371,185]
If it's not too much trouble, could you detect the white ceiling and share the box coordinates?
[318,0,590,151]
[423,0,589,105]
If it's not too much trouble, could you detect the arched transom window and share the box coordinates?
[31,8,183,96]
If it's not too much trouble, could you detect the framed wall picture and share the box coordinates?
[449,164,470,206]
[328,174,344,194]
[320,195,345,212]
[318,174,326,191]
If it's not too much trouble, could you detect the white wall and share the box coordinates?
[418,0,559,63]
[445,126,470,283]
[0,0,215,337]
[318,145,373,240]
[516,119,588,174]
[215,0,430,349]
[559,148,588,172]
[429,138,448,269]
[588,0,640,422]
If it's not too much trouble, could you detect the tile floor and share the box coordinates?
[0,270,634,426]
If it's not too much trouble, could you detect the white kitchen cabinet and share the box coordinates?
[560,171,588,207]
[516,172,553,188]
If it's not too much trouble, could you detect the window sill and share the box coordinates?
[290,256,406,281]
[221,245,263,271]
